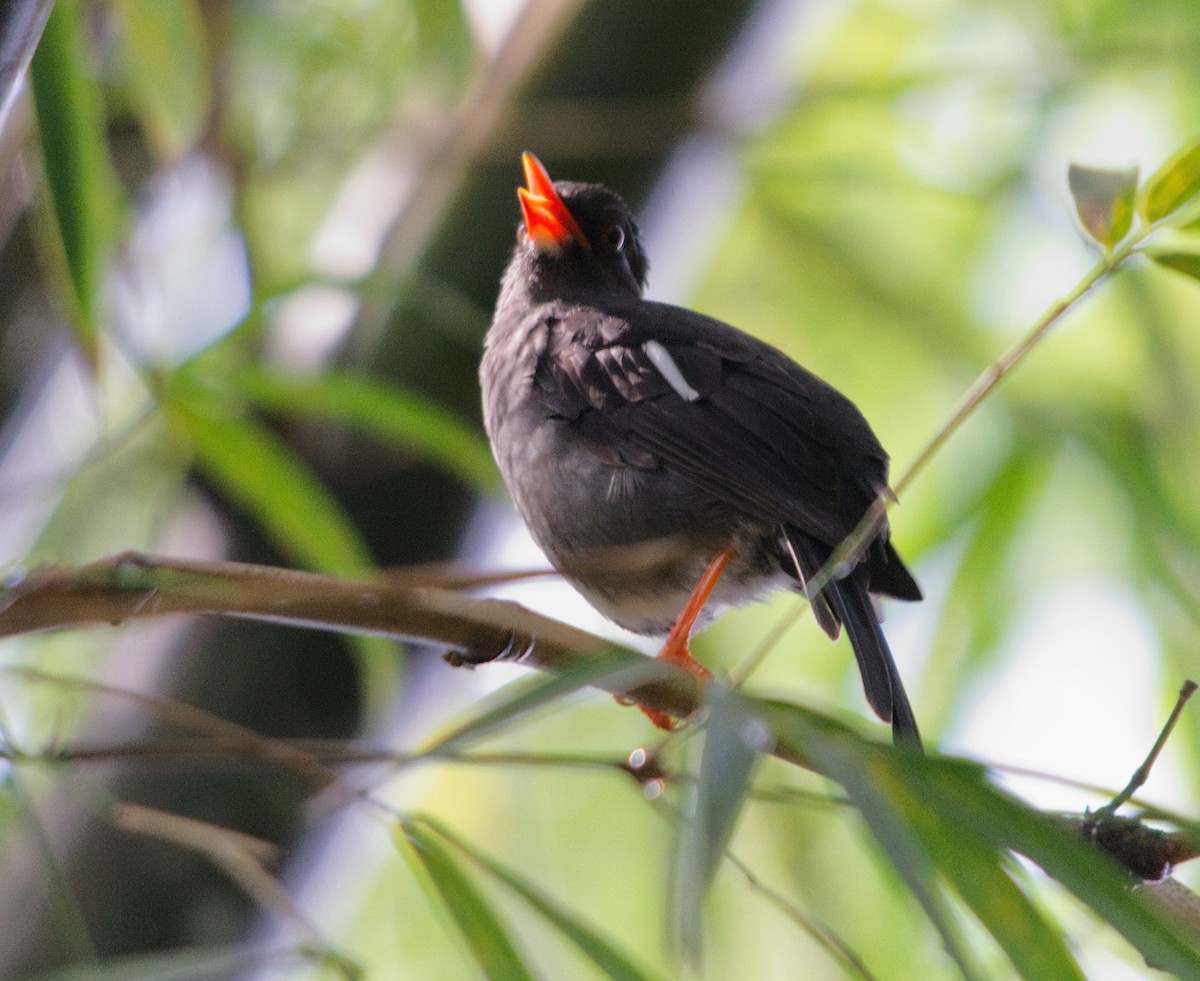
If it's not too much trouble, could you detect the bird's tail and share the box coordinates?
[827,570,922,751]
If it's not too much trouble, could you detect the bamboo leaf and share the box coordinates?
[672,684,761,963]
[770,711,987,981]
[1068,164,1137,251]
[1140,141,1200,224]
[110,0,210,160]
[396,819,539,981]
[28,0,124,357]
[1146,249,1200,285]
[940,769,1200,978]
[759,700,1200,978]
[864,757,1086,980]
[945,849,1084,981]
[165,392,371,575]
[416,815,665,981]
[235,368,498,491]
[925,442,1055,719]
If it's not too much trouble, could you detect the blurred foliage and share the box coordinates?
[3,0,1200,978]
[28,0,124,355]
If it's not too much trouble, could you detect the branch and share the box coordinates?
[0,550,703,722]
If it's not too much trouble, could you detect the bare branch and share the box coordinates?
[0,550,703,723]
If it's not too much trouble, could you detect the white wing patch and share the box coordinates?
[642,339,701,402]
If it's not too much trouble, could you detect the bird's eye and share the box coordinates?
[603,224,625,252]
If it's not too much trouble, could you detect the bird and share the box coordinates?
[481,153,923,748]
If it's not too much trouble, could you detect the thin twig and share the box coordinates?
[113,802,360,979]
[1090,679,1197,824]
[724,848,880,981]
[4,665,339,788]
[10,731,851,811]
[732,234,1144,684]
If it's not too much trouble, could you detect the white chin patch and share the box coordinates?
[643,339,701,401]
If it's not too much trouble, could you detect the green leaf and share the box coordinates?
[165,390,371,575]
[235,368,498,491]
[925,442,1055,724]
[1139,141,1200,224]
[23,413,185,566]
[1067,164,1137,251]
[1146,249,1200,284]
[772,712,987,981]
[110,0,210,160]
[946,771,1200,978]
[396,819,539,981]
[865,759,1086,981]
[28,0,124,357]
[759,700,1200,979]
[416,815,665,981]
[672,685,761,962]
[947,849,1084,981]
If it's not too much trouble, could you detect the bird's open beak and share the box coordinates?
[518,152,590,252]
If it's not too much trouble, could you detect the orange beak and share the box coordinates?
[518,152,590,252]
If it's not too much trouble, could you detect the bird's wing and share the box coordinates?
[534,301,891,549]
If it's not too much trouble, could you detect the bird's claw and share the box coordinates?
[612,639,712,730]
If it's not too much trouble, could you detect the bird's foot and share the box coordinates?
[615,637,713,730]
[615,546,729,730]
[654,634,714,681]
[635,705,678,730]
[613,691,679,730]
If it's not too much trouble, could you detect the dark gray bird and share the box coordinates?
[481,153,923,747]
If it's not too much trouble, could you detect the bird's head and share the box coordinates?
[515,152,648,298]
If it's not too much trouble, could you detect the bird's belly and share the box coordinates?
[569,555,791,636]
[497,416,788,635]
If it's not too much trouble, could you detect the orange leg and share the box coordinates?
[635,546,733,730]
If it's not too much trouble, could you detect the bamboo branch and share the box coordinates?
[0,550,702,722]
